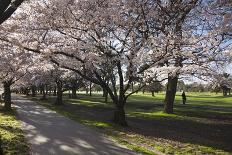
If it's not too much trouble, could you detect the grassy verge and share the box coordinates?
[24,92,232,155]
[0,105,29,155]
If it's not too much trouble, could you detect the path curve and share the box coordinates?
[13,95,137,155]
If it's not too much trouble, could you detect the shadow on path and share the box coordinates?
[13,95,136,155]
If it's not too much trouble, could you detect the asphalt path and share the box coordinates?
[13,95,137,155]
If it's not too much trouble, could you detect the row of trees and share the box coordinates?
[0,0,231,126]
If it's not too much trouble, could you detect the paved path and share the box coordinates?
[13,95,137,155]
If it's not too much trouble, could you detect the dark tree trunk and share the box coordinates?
[49,86,52,96]
[39,85,43,95]
[3,81,12,110]
[112,61,128,126]
[25,88,29,96]
[0,0,25,25]
[31,86,36,97]
[55,80,63,105]
[68,90,71,98]
[70,80,78,98]
[113,103,127,126]
[89,82,92,96]
[104,92,108,103]
[152,91,155,97]
[131,82,134,92]
[41,85,46,100]
[102,88,108,103]
[164,75,178,114]
[103,88,107,97]
[53,87,57,96]
[45,84,48,95]
[71,88,77,98]
[23,88,27,95]
[142,89,145,94]
[223,89,227,96]
[86,88,88,95]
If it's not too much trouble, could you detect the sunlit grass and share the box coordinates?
[68,99,110,107]
[129,111,180,119]
[0,106,29,155]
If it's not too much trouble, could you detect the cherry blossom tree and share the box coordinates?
[11,0,171,125]
[0,42,33,110]
[137,0,232,113]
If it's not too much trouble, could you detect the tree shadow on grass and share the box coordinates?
[50,101,232,152]
[77,103,232,152]
[126,112,232,152]
[125,102,232,152]
[186,95,232,99]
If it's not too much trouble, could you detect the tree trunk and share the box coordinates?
[102,88,108,103]
[113,97,127,126]
[55,80,63,105]
[39,87,43,95]
[113,104,127,126]
[53,87,57,96]
[89,82,92,96]
[103,88,107,97]
[71,88,77,98]
[41,85,46,100]
[45,84,48,95]
[26,88,29,96]
[70,80,78,98]
[31,86,36,97]
[164,75,178,114]
[49,86,51,96]
[152,91,155,97]
[142,89,145,94]
[86,88,88,95]
[68,90,71,98]
[104,92,108,103]
[0,0,25,25]
[131,82,134,92]
[3,81,12,110]
[223,89,227,96]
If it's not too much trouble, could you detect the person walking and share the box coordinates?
[182,91,186,105]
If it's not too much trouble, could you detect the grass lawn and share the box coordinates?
[25,92,232,155]
[0,104,29,155]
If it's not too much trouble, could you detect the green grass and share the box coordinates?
[25,92,232,155]
[0,105,30,155]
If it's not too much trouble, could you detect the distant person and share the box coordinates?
[182,91,186,105]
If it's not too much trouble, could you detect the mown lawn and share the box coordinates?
[26,92,232,155]
[0,104,29,155]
